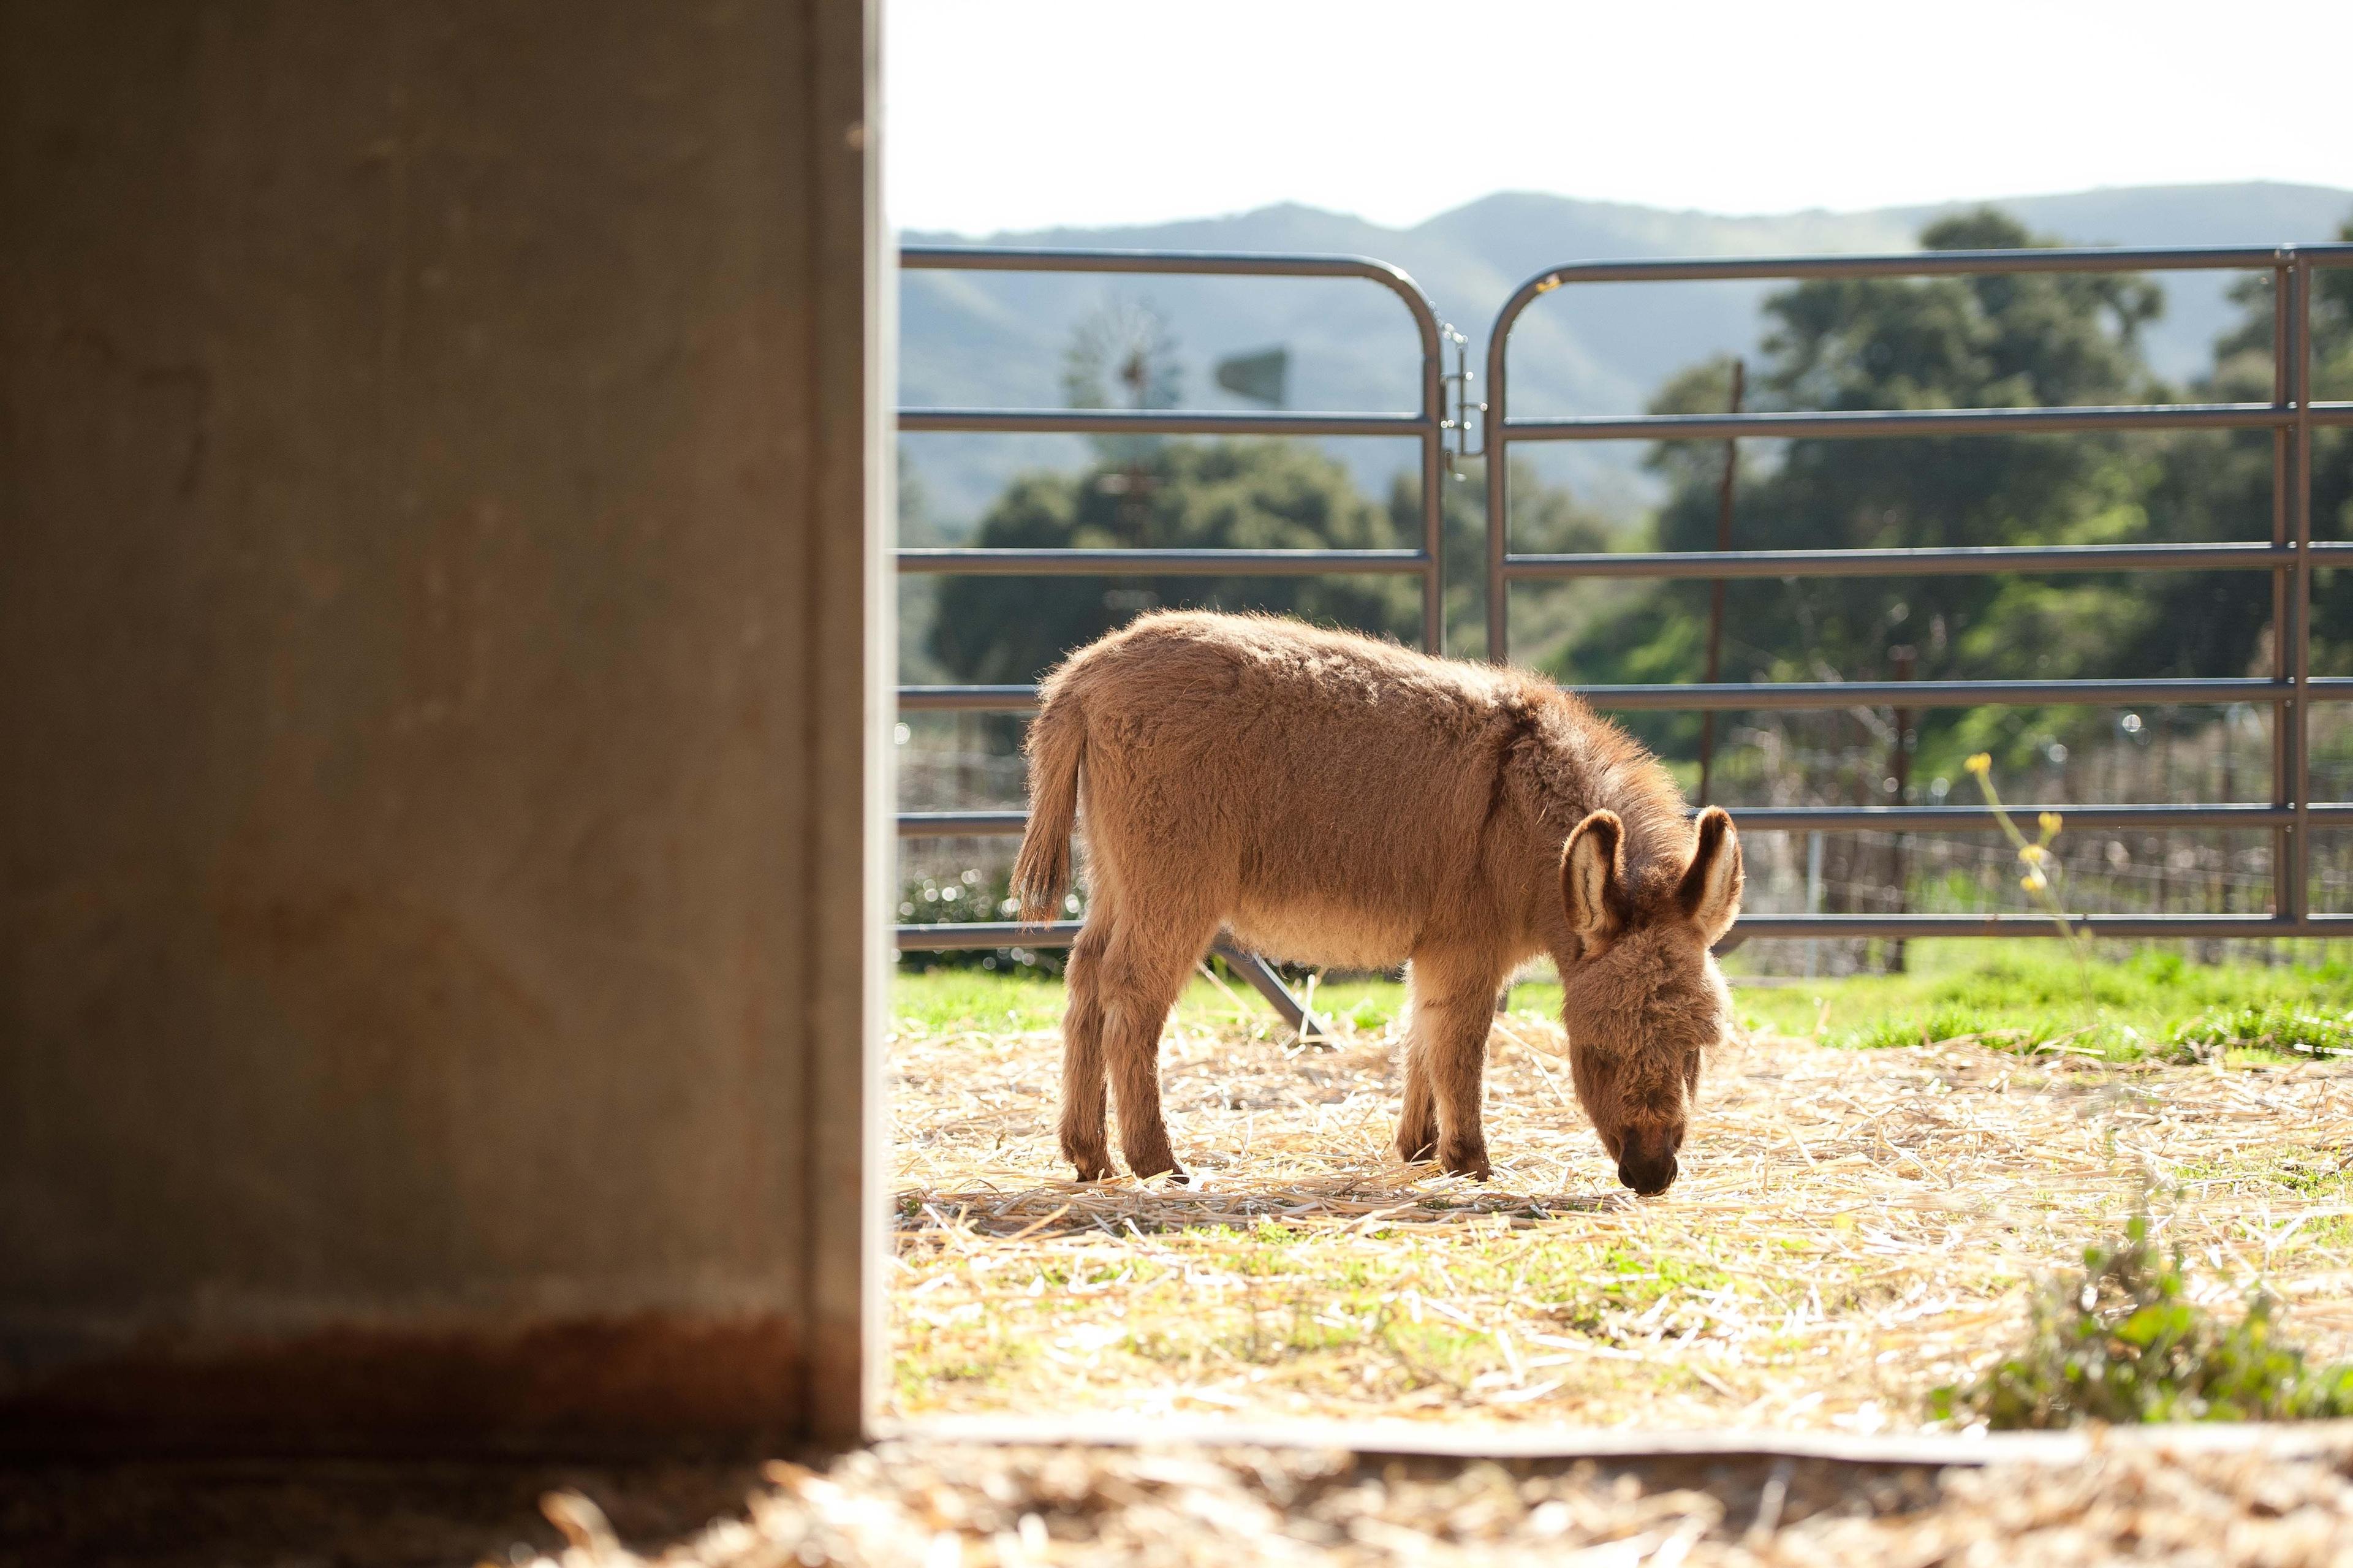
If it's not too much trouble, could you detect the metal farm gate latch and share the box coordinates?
[1441,322,1483,475]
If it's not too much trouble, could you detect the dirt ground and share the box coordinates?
[13,1434,2353,1567]
[887,999,2353,1431]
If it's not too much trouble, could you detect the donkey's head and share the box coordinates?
[1556,806,1743,1197]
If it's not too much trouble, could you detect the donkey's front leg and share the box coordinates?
[1407,950,1507,1180]
[1393,1044,1438,1165]
[1393,985,1439,1164]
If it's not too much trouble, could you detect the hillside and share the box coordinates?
[899,181,2353,531]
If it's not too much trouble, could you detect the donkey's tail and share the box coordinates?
[1012,691,1085,924]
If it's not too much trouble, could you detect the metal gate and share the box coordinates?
[1482,242,2353,939]
[893,247,1454,1004]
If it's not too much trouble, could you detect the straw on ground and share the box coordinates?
[889,975,2353,1433]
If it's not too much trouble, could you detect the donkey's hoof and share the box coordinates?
[1439,1140,1492,1181]
[1067,1151,1116,1183]
[1127,1154,1188,1185]
[1395,1132,1438,1165]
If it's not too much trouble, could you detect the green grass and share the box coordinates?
[896,941,2353,1066]
[890,964,1418,1037]
[892,966,1071,1034]
[900,1216,1772,1403]
[1930,1216,2353,1429]
[2172,1146,2353,1200]
[1727,943,2353,1064]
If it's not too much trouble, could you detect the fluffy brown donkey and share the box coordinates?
[1012,611,1742,1196]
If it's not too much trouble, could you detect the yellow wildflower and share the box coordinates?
[1965,752,1993,776]
[2018,844,2047,865]
[2021,869,2049,892]
[2039,811,2064,838]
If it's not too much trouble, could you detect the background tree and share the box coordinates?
[931,439,1419,686]
[2143,219,2353,686]
[938,300,1410,686]
[933,299,1613,684]
[1556,210,2170,774]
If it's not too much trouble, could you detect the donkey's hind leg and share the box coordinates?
[1097,906,1216,1181]
[1058,911,1116,1181]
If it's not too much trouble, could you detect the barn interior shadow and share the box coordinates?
[0,1458,770,1568]
[0,1450,1953,1566]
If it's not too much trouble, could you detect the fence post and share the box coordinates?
[2290,258,2315,930]
[2270,262,2296,941]
[1888,644,1916,973]
[1697,359,1744,807]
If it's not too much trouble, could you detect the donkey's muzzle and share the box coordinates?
[1615,1129,1680,1196]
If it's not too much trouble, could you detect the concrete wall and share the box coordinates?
[0,0,887,1453]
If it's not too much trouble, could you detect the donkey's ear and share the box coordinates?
[1676,806,1744,944]
[1561,809,1631,944]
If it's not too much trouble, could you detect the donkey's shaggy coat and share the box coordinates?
[1014,612,1742,1195]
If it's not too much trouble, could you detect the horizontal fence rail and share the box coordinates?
[897,675,2353,718]
[899,547,1428,577]
[896,247,1452,969]
[899,920,1087,952]
[898,803,2353,839]
[1506,401,2353,444]
[1503,542,2353,581]
[1484,242,2353,939]
[1722,913,2353,939]
[900,914,2353,950]
[1559,677,2322,711]
[900,408,1428,437]
[899,803,2353,849]
[896,684,1044,714]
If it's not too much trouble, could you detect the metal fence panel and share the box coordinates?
[895,248,1453,968]
[893,241,2353,950]
[1482,241,2353,938]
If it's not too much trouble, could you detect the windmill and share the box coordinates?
[1065,298,1180,439]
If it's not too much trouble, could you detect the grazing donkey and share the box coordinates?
[1012,611,1743,1197]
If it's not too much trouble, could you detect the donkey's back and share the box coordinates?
[1018,612,1558,968]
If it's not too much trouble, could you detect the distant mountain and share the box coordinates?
[898,182,2353,532]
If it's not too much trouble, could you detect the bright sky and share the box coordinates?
[886,0,2352,235]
